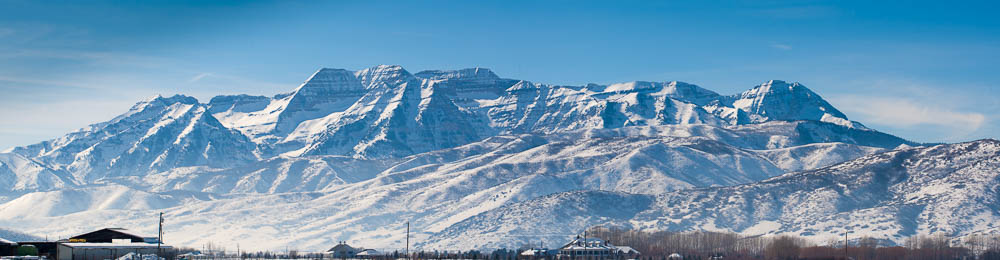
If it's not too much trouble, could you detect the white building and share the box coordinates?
[557,237,640,259]
[355,249,381,257]
[57,242,171,260]
[325,242,359,259]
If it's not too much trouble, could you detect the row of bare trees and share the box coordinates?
[583,226,1000,260]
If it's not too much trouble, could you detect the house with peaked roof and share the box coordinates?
[325,242,359,259]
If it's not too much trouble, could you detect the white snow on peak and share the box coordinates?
[297,68,365,93]
[727,80,853,127]
[0,65,937,252]
[415,67,500,81]
[356,65,415,88]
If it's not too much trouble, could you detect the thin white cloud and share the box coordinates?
[771,43,792,50]
[829,95,986,132]
[189,72,214,83]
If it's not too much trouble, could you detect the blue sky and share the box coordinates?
[1,0,998,150]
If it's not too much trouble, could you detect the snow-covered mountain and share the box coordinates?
[7,95,258,183]
[2,65,969,252]
[0,227,42,242]
[425,139,1000,249]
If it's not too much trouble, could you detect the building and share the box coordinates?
[57,242,171,260]
[325,242,359,259]
[557,237,640,259]
[520,248,559,259]
[68,228,158,244]
[0,238,16,256]
[54,228,169,260]
[355,249,382,258]
[14,242,56,259]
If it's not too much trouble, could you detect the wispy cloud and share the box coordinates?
[771,43,792,50]
[829,95,987,134]
[189,72,214,83]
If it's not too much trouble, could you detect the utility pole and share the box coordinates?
[844,230,849,259]
[406,221,410,259]
[158,212,164,257]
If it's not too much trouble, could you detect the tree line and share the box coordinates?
[576,226,1000,260]
[162,229,1000,260]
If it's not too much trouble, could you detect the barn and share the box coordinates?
[55,228,169,260]
[68,228,158,243]
[57,242,171,260]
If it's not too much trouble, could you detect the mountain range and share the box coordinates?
[1,65,994,251]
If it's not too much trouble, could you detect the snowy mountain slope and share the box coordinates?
[0,130,887,251]
[0,152,77,196]
[94,122,892,196]
[0,65,935,251]
[753,142,884,172]
[9,95,258,182]
[0,228,42,242]
[0,184,187,219]
[424,190,655,250]
[425,139,1000,249]
[208,68,369,145]
[717,80,858,127]
[128,155,394,194]
[297,66,494,158]
[201,66,888,159]
[482,81,726,134]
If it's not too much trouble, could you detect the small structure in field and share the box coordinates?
[355,249,382,258]
[520,248,558,259]
[325,241,359,259]
[557,236,640,259]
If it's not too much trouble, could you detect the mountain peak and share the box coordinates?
[356,65,414,87]
[753,80,801,93]
[415,67,500,81]
[730,80,849,124]
[296,68,364,93]
[132,95,199,111]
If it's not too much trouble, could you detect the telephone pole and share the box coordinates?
[158,212,164,257]
[844,230,849,259]
[405,221,410,259]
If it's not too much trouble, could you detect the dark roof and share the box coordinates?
[69,228,153,243]
[326,244,356,252]
[60,243,172,249]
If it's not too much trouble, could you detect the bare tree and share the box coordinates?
[764,235,801,260]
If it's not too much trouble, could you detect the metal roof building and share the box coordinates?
[57,242,172,260]
[556,237,640,259]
